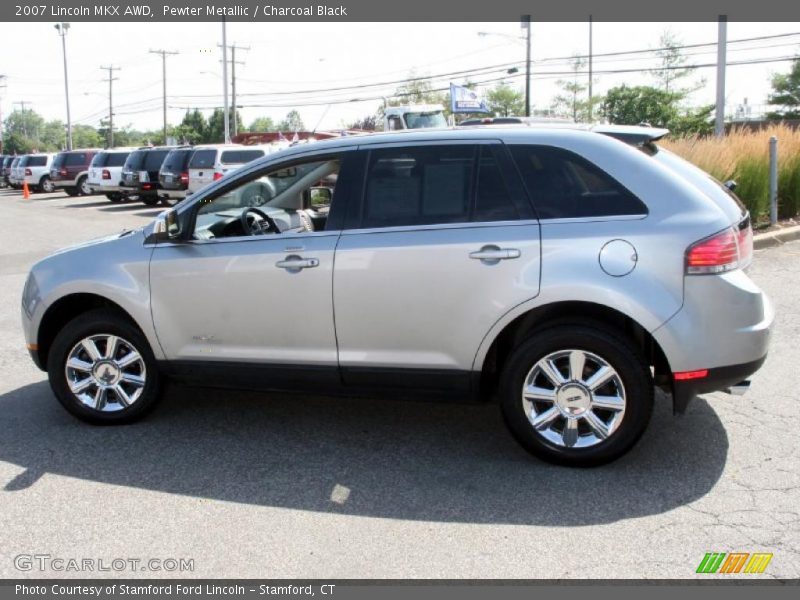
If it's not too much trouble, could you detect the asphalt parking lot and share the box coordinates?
[0,186,798,579]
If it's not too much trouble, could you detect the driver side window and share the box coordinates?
[192,157,341,240]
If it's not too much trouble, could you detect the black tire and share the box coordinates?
[39,175,55,193]
[77,176,91,196]
[106,193,122,203]
[64,186,80,197]
[140,195,160,206]
[498,324,653,467]
[46,309,162,425]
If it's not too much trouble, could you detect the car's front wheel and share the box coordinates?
[499,324,653,467]
[46,309,162,424]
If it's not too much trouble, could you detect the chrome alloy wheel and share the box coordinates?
[522,349,626,449]
[64,334,146,412]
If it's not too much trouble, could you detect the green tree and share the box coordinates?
[602,85,681,127]
[650,30,699,94]
[766,57,800,120]
[277,110,305,132]
[205,108,243,143]
[173,109,207,144]
[347,114,379,130]
[249,116,276,132]
[550,56,599,122]
[72,124,103,149]
[4,109,45,144]
[486,82,524,117]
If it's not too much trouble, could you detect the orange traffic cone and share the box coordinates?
[22,181,30,200]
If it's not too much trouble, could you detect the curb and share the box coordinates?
[753,224,800,250]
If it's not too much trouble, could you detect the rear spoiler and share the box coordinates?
[591,124,670,145]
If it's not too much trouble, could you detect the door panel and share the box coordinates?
[150,232,339,366]
[333,222,541,375]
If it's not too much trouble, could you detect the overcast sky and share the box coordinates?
[1,21,798,134]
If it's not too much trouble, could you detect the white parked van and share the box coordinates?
[87,148,136,201]
[187,143,287,194]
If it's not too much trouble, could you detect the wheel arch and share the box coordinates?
[474,300,672,401]
[36,293,142,370]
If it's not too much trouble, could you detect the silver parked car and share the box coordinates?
[20,125,772,466]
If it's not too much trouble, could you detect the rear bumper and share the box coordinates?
[88,182,124,193]
[672,355,767,413]
[159,188,187,200]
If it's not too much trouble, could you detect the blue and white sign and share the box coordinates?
[450,83,489,114]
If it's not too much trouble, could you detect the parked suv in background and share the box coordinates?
[2,156,16,187]
[187,143,283,194]
[21,153,56,192]
[87,148,134,202]
[120,146,175,206]
[21,126,772,466]
[8,156,25,188]
[0,156,9,187]
[50,150,98,196]
[157,146,195,206]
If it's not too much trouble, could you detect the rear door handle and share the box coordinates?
[469,246,521,262]
[275,255,319,271]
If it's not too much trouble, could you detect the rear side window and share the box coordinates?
[510,145,647,219]
[124,151,147,171]
[18,156,30,167]
[64,152,89,167]
[144,150,170,171]
[27,156,47,167]
[362,145,474,228]
[220,149,264,164]
[189,149,216,169]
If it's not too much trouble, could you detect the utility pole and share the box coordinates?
[220,43,249,138]
[220,18,230,143]
[0,75,6,154]
[100,65,120,148]
[588,15,593,121]
[13,101,31,138]
[54,23,72,150]
[149,49,178,144]
[522,15,531,117]
[715,15,727,138]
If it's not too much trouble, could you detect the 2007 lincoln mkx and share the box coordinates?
[21,125,772,466]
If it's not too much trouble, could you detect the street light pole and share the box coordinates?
[715,15,727,137]
[54,23,72,150]
[101,65,120,148]
[149,49,178,144]
[221,18,230,144]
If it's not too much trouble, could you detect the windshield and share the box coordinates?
[161,149,193,172]
[189,149,216,169]
[124,150,147,171]
[403,111,447,129]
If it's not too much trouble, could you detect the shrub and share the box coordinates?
[661,124,800,223]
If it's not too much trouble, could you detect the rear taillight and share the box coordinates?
[180,172,189,185]
[59,168,67,176]
[142,183,152,190]
[213,171,224,181]
[674,369,709,381]
[102,169,111,180]
[25,168,32,176]
[685,217,753,275]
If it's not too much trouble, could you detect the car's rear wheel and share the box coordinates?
[78,176,91,196]
[105,193,123,202]
[161,196,181,207]
[141,195,160,206]
[64,186,79,197]
[39,176,54,193]
[46,309,162,424]
[499,324,653,467]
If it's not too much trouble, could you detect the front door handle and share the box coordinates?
[469,245,521,262]
[275,255,320,271]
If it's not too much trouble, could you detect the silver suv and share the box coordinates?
[20,126,772,466]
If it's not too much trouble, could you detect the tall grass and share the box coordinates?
[661,124,800,223]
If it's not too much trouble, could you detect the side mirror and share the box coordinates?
[153,209,182,240]
[309,186,332,209]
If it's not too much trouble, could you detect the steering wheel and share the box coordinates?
[240,207,280,236]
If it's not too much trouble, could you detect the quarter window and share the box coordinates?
[475,147,518,222]
[362,145,474,228]
[510,145,647,219]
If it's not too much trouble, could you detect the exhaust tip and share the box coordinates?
[726,380,751,396]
